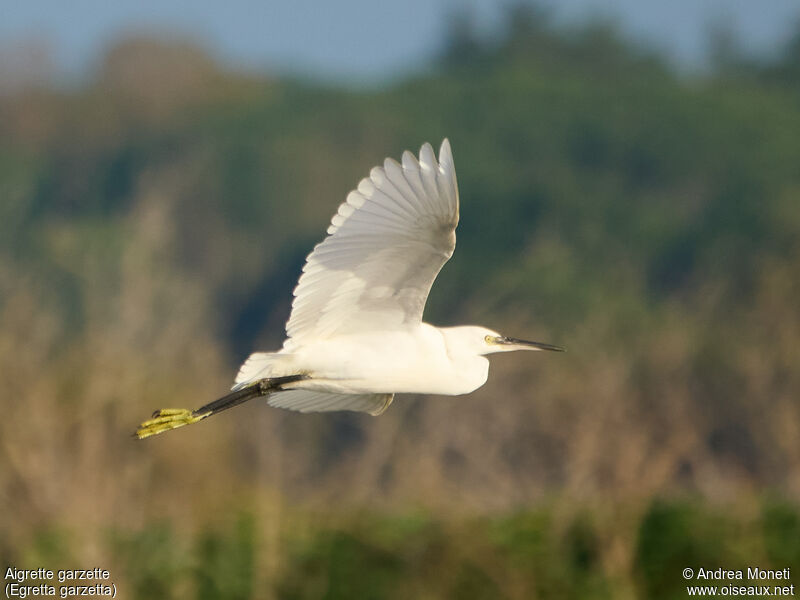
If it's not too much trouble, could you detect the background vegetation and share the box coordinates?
[1,6,799,598]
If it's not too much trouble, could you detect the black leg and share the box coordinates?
[134,374,308,439]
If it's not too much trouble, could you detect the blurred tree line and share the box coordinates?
[1,5,799,598]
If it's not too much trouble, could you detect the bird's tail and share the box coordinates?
[134,374,306,439]
[231,352,290,391]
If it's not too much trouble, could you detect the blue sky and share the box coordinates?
[2,0,799,84]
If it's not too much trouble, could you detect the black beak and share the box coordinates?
[497,336,565,352]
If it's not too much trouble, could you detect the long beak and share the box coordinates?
[497,336,565,352]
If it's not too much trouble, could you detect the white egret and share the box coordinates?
[136,140,563,439]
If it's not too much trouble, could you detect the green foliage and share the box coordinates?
[490,510,612,599]
[6,13,800,345]
[7,500,796,599]
[195,513,256,600]
[281,531,405,600]
[3,8,800,600]
[111,522,191,600]
[762,500,800,575]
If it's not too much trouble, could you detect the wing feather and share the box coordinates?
[268,390,394,416]
[283,140,459,350]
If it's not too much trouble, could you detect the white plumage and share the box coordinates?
[135,139,563,438]
[230,140,562,415]
[284,139,458,350]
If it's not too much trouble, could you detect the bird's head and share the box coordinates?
[442,326,565,356]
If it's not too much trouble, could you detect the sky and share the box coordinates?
[1,0,799,85]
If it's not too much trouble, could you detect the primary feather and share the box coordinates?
[283,139,459,352]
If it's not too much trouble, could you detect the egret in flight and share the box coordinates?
[135,140,563,439]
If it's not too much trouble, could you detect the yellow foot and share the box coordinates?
[134,408,210,439]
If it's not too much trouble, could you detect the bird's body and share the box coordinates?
[238,324,491,397]
[136,140,562,438]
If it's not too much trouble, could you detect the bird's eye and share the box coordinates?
[484,335,493,344]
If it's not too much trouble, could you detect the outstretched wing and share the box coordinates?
[283,139,459,351]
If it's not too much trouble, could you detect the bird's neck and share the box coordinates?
[436,326,490,394]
